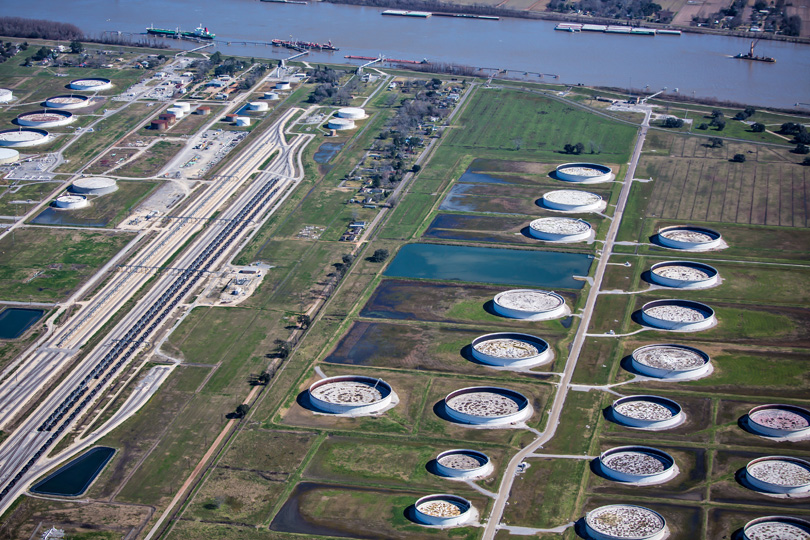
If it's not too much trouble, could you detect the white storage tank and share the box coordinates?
[235,116,251,127]
[276,81,292,90]
[470,332,553,369]
[443,386,532,426]
[69,78,113,91]
[529,217,592,242]
[639,299,716,331]
[16,110,75,128]
[308,375,395,416]
[597,446,678,485]
[0,148,19,164]
[328,117,356,131]
[629,343,711,380]
[555,162,614,183]
[166,107,185,119]
[540,189,605,212]
[264,92,279,100]
[746,404,810,440]
[337,107,367,120]
[434,449,493,479]
[584,504,668,540]
[53,194,89,209]
[70,176,118,196]
[610,395,685,430]
[648,261,720,289]
[174,102,192,112]
[0,88,14,103]
[44,95,90,109]
[0,128,50,148]
[656,225,724,251]
[413,494,474,527]
[248,101,269,112]
[493,289,568,321]
[745,456,810,494]
[743,516,810,540]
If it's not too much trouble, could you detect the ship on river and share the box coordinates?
[734,39,775,63]
[147,24,215,41]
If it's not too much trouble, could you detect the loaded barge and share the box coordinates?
[272,39,338,51]
[146,24,215,40]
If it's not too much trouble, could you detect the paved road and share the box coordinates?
[481,108,652,539]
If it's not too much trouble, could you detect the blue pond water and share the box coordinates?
[0,308,45,339]
[457,171,510,184]
[31,447,115,496]
[384,243,591,289]
[314,142,344,164]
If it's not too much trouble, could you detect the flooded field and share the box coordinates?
[0,308,45,339]
[384,244,591,288]
[314,142,344,164]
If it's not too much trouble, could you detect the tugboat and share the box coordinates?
[734,39,775,63]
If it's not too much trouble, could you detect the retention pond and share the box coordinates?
[0,308,45,339]
[384,243,591,289]
[30,446,115,496]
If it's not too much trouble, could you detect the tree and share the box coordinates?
[663,117,684,128]
[732,153,746,163]
[710,109,724,119]
[297,314,311,329]
[803,157,810,166]
[274,339,291,359]
[712,118,726,131]
[780,122,805,135]
[342,253,355,266]
[370,248,389,263]
[794,144,810,155]
[257,371,272,385]
[210,51,223,64]
[574,142,585,155]
[697,123,709,130]
[563,143,574,154]
[412,164,421,173]
[69,40,83,54]
[234,404,250,418]
[708,137,723,148]
[751,123,766,133]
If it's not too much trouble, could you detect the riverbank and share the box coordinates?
[321,0,810,45]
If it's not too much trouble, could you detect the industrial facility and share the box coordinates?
[584,504,668,540]
[656,225,724,251]
[434,449,493,479]
[529,216,592,242]
[493,289,568,320]
[443,386,532,426]
[639,299,717,331]
[596,446,678,484]
[648,261,720,289]
[555,162,614,183]
[746,404,810,440]
[69,78,113,91]
[412,494,474,527]
[470,332,552,369]
[629,343,711,380]
[70,177,118,196]
[540,189,605,213]
[44,94,90,109]
[307,375,395,415]
[610,395,684,430]
[16,110,75,128]
[0,128,51,147]
[744,456,810,494]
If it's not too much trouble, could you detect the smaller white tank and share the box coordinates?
[0,88,13,103]
[166,107,185,119]
[597,446,678,484]
[235,117,251,126]
[745,456,810,494]
[248,101,269,112]
[413,494,473,527]
[337,107,366,120]
[743,516,810,540]
[746,404,810,439]
[44,95,90,109]
[0,148,19,164]
[434,449,493,479]
[174,102,192,112]
[629,343,711,380]
[648,261,719,289]
[640,299,716,331]
[276,81,292,90]
[471,332,553,369]
[493,289,568,321]
[328,117,356,130]
[54,194,89,209]
[529,217,592,242]
[584,505,667,540]
[656,225,724,251]
[610,395,684,430]
[540,189,604,212]
[69,78,113,91]
[264,92,279,100]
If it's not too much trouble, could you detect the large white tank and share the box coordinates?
[166,107,185,119]
[413,494,474,527]
[308,375,394,416]
[443,386,532,426]
[0,89,13,103]
[248,101,269,112]
[54,194,89,209]
[0,148,19,164]
[69,78,113,91]
[276,81,292,90]
[328,117,355,130]
[174,102,192,112]
[235,116,251,126]
[71,177,118,196]
[337,107,366,120]
[264,92,279,100]
[45,95,90,110]
[0,128,50,148]
[16,110,75,128]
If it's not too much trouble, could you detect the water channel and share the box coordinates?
[3,0,808,108]
[384,243,592,288]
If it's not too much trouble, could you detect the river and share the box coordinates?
[4,0,809,108]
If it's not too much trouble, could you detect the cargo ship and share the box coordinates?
[734,41,775,62]
[271,39,338,51]
[146,24,215,40]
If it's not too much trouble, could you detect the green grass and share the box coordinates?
[502,458,587,528]
[0,182,62,216]
[114,141,183,177]
[0,228,134,301]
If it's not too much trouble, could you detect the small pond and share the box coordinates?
[314,142,344,164]
[384,243,591,289]
[0,308,45,339]
[30,446,115,497]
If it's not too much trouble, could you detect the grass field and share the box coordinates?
[0,228,133,301]
[114,141,183,177]
[0,181,62,217]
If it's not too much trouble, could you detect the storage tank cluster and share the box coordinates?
[0,128,51,147]
[471,332,553,369]
[44,94,90,110]
[443,386,532,426]
[70,176,118,196]
[69,78,113,92]
[307,375,395,416]
[492,289,569,321]
[16,110,75,128]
